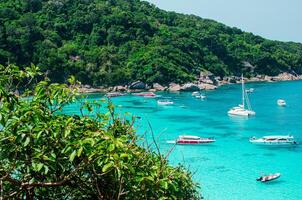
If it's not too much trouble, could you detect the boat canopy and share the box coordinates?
[179,135,201,140]
[262,135,293,140]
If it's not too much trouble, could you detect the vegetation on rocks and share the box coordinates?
[0,64,200,199]
[0,0,302,87]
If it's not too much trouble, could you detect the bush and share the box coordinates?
[0,64,200,199]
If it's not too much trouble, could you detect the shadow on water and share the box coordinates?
[242,153,257,157]
[262,153,276,157]
[177,127,205,132]
[257,145,300,152]
[259,180,285,185]
[163,115,199,121]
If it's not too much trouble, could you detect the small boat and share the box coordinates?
[256,173,281,182]
[277,99,286,107]
[228,75,256,117]
[196,94,206,99]
[133,92,156,97]
[192,92,206,99]
[249,135,297,146]
[192,91,200,96]
[157,100,174,105]
[106,92,125,98]
[245,88,254,93]
[168,135,216,145]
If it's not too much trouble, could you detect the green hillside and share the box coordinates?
[1,0,302,86]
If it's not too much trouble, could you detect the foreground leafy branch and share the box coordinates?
[0,65,200,199]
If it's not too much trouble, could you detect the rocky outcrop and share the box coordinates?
[271,72,299,81]
[199,71,218,85]
[77,85,107,93]
[180,83,200,91]
[264,75,273,82]
[198,83,217,90]
[168,83,181,92]
[114,85,127,92]
[153,83,166,91]
[129,81,146,90]
[77,71,302,94]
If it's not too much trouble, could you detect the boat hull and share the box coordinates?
[250,141,296,146]
[228,109,255,116]
[176,139,215,144]
[257,173,281,182]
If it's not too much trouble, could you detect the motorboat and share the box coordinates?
[246,88,254,93]
[192,91,206,99]
[277,99,286,107]
[249,135,297,146]
[157,100,174,105]
[133,92,156,97]
[196,94,206,99]
[228,75,256,117]
[105,92,125,98]
[167,135,216,145]
[192,91,199,96]
[256,173,281,182]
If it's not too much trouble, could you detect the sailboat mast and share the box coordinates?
[241,74,245,109]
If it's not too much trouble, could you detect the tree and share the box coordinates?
[0,64,200,199]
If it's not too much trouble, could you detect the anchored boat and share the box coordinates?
[228,75,256,117]
[257,173,281,182]
[245,88,254,93]
[106,92,126,98]
[133,92,156,97]
[277,99,286,107]
[192,92,206,99]
[167,135,215,145]
[157,100,174,105]
[250,135,297,146]
[192,91,199,96]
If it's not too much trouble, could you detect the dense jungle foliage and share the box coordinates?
[0,0,302,86]
[0,64,200,199]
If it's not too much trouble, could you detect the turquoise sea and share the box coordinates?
[63,80,302,200]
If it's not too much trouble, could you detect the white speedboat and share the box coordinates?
[277,99,286,107]
[246,88,254,93]
[157,100,174,105]
[167,135,215,145]
[196,94,206,99]
[228,75,256,117]
[192,91,199,96]
[257,173,281,182]
[249,135,297,146]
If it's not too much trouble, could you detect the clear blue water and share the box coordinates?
[63,80,302,200]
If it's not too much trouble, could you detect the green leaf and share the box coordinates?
[37,163,44,171]
[64,127,71,138]
[108,143,115,152]
[145,176,154,181]
[160,180,168,190]
[44,165,49,174]
[24,137,30,147]
[102,162,114,173]
[77,147,83,157]
[69,150,77,162]
[120,153,128,158]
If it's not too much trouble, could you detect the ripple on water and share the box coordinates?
[263,153,276,157]
[242,153,257,157]
[163,115,199,121]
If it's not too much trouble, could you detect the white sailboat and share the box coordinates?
[228,75,256,116]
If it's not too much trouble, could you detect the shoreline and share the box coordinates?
[77,72,302,94]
